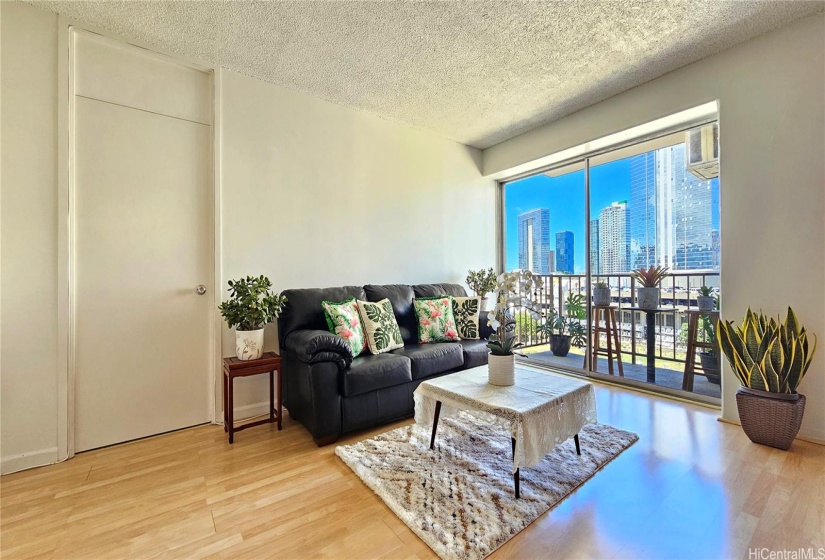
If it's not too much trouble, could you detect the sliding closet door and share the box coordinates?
[73,30,212,451]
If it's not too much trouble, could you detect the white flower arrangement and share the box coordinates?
[486,270,544,356]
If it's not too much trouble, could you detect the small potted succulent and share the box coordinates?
[593,281,611,307]
[631,265,669,310]
[219,275,287,361]
[540,292,587,357]
[697,286,715,311]
[717,307,817,450]
[466,268,498,311]
[486,270,543,386]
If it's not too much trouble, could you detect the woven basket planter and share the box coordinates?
[736,387,806,450]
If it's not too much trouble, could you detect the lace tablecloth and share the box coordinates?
[414,366,597,471]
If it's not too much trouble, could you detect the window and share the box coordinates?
[501,120,721,402]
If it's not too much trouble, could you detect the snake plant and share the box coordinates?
[716,307,817,394]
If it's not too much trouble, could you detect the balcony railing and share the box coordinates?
[514,271,720,366]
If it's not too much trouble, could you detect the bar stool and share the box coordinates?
[584,305,624,376]
[682,310,720,391]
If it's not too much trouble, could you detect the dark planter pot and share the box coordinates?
[699,352,721,384]
[550,334,571,357]
[735,387,806,450]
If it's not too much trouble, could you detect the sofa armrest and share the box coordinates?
[283,329,353,370]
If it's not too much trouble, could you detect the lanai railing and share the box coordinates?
[514,271,720,366]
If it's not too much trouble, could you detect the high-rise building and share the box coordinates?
[548,250,556,273]
[555,231,574,274]
[628,144,719,271]
[517,208,551,275]
[599,201,629,274]
[629,152,656,269]
[590,219,600,275]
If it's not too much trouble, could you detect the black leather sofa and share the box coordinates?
[278,283,493,445]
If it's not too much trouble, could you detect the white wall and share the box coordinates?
[219,68,496,411]
[0,2,61,472]
[484,13,825,441]
[0,1,496,471]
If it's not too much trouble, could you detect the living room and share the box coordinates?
[1,1,824,558]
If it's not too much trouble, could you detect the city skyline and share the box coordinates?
[506,141,720,275]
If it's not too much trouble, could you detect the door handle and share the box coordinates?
[196,285,207,295]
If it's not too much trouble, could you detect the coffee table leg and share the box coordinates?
[511,437,520,499]
[574,433,581,455]
[430,401,442,450]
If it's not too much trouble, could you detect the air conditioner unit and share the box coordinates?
[686,123,719,180]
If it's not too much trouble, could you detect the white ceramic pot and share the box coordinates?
[593,286,611,307]
[481,297,490,312]
[488,353,515,386]
[637,287,660,310]
[697,296,715,311]
[236,328,264,361]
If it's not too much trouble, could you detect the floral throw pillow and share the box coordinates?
[451,296,481,340]
[322,297,367,357]
[357,299,404,355]
[414,296,460,344]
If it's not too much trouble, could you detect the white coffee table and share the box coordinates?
[414,366,597,498]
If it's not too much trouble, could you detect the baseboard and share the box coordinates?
[716,417,825,446]
[1,447,59,475]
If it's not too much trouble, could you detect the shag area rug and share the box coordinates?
[336,413,638,560]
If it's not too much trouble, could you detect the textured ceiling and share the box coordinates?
[25,0,824,149]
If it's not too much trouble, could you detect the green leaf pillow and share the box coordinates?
[451,296,481,340]
[322,297,367,357]
[356,299,404,354]
[414,296,460,344]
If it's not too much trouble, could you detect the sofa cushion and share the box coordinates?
[357,299,405,354]
[343,353,412,397]
[452,296,481,340]
[413,283,468,298]
[322,297,367,357]
[459,339,490,369]
[413,297,460,343]
[364,284,417,345]
[278,286,366,348]
[391,343,464,380]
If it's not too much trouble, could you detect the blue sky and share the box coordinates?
[504,158,633,273]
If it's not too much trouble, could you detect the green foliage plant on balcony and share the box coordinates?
[630,265,670,288]
[717,307,817,394]
[540,292,587,348]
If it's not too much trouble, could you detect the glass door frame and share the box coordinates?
[496,119,721,406]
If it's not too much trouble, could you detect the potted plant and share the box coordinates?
[540,292,587,357]
[717,307,817,450]
[697,286,715,311]
[466,268,498,311]
[698,313,721,384]
[486,270,543,385]
[593,281,611,307]
[631,265,669,310]
[219,275,288,361]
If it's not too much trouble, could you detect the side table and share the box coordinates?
[627,307,669,383]
[223,352,282,444]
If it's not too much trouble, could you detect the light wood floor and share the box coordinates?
[2,380,824,560]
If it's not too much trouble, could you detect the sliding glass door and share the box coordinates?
[502,123,721,403]
[502,162,587,370]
